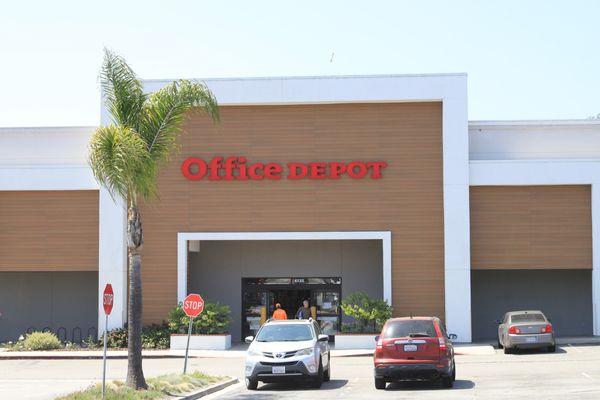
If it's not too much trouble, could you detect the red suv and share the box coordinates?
[373,317,456,389]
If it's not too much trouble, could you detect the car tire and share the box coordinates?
[245,378,258,390]
[311,358,324,389]
[442,375,453,388]
[374,377,386,390]
[497,339,503,349]
[547,345,556,353]
[504,347,512,354]
[452,361,456,382]
[323,355,331,382]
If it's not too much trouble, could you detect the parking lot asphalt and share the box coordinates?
[2,344,600,399]
[214,344,600,400]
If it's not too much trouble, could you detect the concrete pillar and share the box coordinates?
[98,187,127,337]
[592,184,600,336]
[442,85,472,343]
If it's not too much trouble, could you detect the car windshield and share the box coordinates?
[255,324,313,342]
[511,313,545,323]
[383,320,437,338]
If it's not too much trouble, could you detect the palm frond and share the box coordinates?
[88,125,157,203]
[138,80,220,163]
[101,48,146,130]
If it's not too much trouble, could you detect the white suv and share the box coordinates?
[244,318,331,390]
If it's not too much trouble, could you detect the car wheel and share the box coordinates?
[311,358,324,389]
[245,378,258,390]
[452,361,456,382]
[323,355,331,382]
[504,346,512,354]
[547,345,556,353]
[442,375,453,388]
[374,377,386,390]
[497,339,503,349]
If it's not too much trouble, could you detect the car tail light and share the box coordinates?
[375,338,383,356]
[508,326,521,334]
[438,337,447,352]
[541,324,553,333]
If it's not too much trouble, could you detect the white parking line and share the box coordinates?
[582,372,594,380]
[568,344,582,353]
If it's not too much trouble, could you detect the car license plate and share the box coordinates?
[272,366,285,374]
[525,336,538,343]
[403,344,418,352]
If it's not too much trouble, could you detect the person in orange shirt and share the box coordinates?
[272,303,287,320]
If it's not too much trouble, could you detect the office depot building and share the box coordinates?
[1,74,599,343]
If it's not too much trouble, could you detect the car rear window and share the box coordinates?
[383,320,437,338]
[255,324,313,342]
[510,313,545,323]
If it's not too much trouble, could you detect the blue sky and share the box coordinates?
[0,0,598,126]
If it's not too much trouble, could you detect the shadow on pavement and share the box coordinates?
[505,347,567,355]
[385,379,475,391]
[257,379,348,391]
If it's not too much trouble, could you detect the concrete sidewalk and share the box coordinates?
[2,337,598,360]
[0,347,373,360]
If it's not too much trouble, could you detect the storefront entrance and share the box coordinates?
[242,277,341,340]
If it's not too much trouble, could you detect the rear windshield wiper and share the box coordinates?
[408,332,430,338]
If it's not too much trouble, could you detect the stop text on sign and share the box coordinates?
[181,156,387,181]
[182,293,205,318]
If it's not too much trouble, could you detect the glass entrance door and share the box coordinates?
[241,277,342,340]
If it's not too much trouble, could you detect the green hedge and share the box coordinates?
[105,323,171,349]
[168,302,231,334]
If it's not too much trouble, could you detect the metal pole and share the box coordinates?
[183,317,193,374]
[102,313,108,400]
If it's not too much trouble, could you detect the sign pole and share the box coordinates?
[102,313,108,400]
[183,316,193,374]
[181,293,204,375]
[101,283,113,400]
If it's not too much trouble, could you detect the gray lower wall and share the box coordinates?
[0,272,98,342]
[189,240,383,341]
[471,269,593,341]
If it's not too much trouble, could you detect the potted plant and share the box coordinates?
[336,292,392,349]
[168,301,232,350]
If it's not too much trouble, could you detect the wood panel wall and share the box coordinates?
[0,190,99,271]
[470,185,592,270]
[139,102,444,324]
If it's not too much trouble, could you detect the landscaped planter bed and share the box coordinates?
[334,333,378,350]
[170,334,231,350]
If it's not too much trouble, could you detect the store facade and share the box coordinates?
[1,74,599,343]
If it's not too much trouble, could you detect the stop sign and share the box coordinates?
[182,293,204,318]
[103,284,114,315]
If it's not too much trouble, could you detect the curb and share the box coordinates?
[178,377,239,400]
[0,354,184,360]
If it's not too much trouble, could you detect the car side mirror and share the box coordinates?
[374,335,380,342]
[448,334,457,340]
[318,334,329,342]
[244,336,254,344]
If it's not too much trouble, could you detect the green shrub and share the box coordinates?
[22,331,62,351]
[340,292,392,333]
[106,323,171,349]
[141,324,171,349]
[82,335,101,350]
[168,302,231,334]
[106,327,128,348]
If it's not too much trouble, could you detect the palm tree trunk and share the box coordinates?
[126,204,147,389]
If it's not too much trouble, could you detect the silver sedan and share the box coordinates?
[497,310,556,354]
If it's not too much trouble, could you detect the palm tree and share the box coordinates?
[89,49,219,389]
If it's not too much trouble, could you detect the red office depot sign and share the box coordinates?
[181,156,387,181]
[182,294,205,318]
[103,284,114,315]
